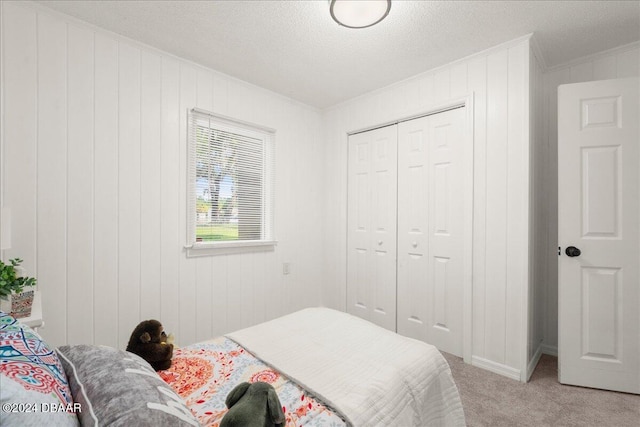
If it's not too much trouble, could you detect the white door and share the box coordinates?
[558,77,639,394]
[397,107,466,356]
[347,125,397,331]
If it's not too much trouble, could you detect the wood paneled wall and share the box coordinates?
[1,2,325,349]
[4,0,636,382]
[321,37,639,380]
[322,37,532,379]
[540,42,640,355]
[527,46,546,379]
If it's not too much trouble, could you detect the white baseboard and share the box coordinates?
[526,344,544,381]
[471,356,521,381]
[541,344,558,357]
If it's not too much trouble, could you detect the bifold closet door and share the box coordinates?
[347,125,397,332]
[397,107,465,357]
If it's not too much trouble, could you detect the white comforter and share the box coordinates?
[226,307,466,427]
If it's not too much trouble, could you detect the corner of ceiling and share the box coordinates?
[528,33,549,72]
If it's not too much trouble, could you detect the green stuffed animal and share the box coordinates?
[220,381,285,427]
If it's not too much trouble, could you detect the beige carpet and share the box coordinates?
[442,352,640,427]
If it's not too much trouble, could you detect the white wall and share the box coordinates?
[5,0,636,382]
[322,37,532,380]
[0,1,325,349]
[528,43,546,379]
[540,42,640,355]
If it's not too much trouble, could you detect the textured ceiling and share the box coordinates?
[36,0,640,109]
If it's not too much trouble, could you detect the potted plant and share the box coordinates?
[0,258,37,318]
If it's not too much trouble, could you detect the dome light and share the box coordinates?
[329,0,392,29]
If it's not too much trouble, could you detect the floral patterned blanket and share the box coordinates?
[159,336,346,427]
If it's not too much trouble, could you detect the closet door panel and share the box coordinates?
[348,137,373,321]
[398,117,430,341]
[428,108,465,356]
[371,131,397,330]
[398,108,465,356]
[347,126,397,331]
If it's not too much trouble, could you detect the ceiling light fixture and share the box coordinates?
[329,0,391,29]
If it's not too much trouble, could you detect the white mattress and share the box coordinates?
[227,307,466,427]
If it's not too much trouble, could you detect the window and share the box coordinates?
[187,108,275,256]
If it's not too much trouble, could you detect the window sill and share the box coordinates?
[185,240,277,257]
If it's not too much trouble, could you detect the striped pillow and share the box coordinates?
[56,344,199,427]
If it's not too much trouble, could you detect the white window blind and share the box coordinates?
[187,108,275,254]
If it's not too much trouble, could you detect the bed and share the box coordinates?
[0,307,465,427]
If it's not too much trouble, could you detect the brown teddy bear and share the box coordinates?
[126,319,174,371]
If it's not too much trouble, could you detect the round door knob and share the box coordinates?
[412,241,418,248]
[378,240,383,246]
[565,246,581,257]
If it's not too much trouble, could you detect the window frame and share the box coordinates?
[186,108,276,257]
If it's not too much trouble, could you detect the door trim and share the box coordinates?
[347,98,469,136]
